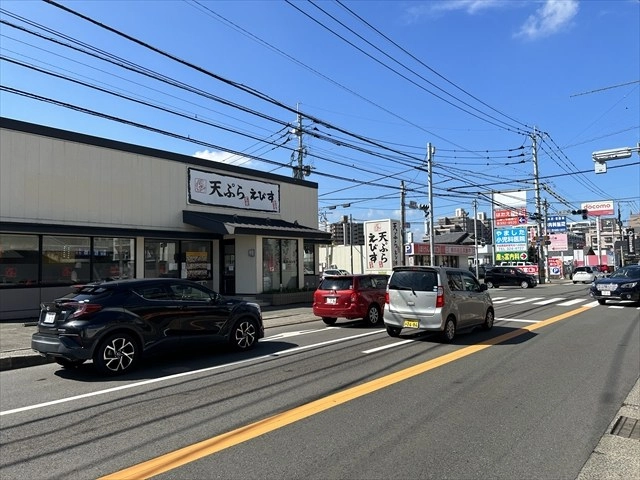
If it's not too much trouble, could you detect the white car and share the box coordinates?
[321,269,345,278]
[572,266,604,284]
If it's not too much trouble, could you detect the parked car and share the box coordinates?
[589,265,640,305]
[383,266,494,342]
[313,274,389,326]
[572,266,605,284]
[470,264,491,279]
[321,269,346,278]
[31,278,264,376]
[484,266,537,289]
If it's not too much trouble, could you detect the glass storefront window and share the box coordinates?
[281,239,298,290]
[262,238,298,291]
[182,240,212,280]
[303,243,315,275]
[0,234,39,286]
[263,238,280,292]
[93,237,135,281]
[144,240,179,278]
[42,235,90,284]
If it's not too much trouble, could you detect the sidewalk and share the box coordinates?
[1,305,637,480]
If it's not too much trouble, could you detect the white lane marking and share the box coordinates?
[0,330,384,417]
[264,328,331,340]
[492,297,524,304]
[557,298,587,306]
[490,297,507,301]
[511,297,543,304]
[362,339,414,354]
[533,297,564,305]
[583,301,599,307]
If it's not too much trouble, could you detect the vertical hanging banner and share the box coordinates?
[364,219,402,273]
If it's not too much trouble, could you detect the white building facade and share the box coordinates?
[0,118,330,319]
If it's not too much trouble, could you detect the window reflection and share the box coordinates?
[0,234,39,286]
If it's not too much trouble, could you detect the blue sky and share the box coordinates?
[1,0,638,239]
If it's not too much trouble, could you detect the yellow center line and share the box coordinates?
[100,305,591,480]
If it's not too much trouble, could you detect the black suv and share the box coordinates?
[32,278,264,375]
[484,266,537,289]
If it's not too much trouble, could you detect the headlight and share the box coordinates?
[620,282,638,289]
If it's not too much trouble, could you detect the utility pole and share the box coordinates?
[532,128,546,284]
[401,181,406,266]
[350,214,354,273]
[543,199,550,281]
[618,207,625,267]
[291,105,309,180]
[473,199,479,278]
[427,143,435,267]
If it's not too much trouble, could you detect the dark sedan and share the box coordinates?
[589,265,640,305]
[31,278,263,375]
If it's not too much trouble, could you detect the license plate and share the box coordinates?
[44,312,56,324]
[326,297,337,304]
[601,291,611,296]
[403,319,419,328]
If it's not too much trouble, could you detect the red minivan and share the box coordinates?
[312,274,389,326]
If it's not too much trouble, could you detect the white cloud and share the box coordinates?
[405,0,508,22]
[433,0,505,15]
[193,149,253,167]
[515,0,579,40]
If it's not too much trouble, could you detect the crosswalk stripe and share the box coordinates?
[557,298,587,306]
[533,297,565,305]
[511,297,543,304]
[492,297,524,304]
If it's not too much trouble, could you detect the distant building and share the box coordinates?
[329,221,365,245]
[426,208,492,245]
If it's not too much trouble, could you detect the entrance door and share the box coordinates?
[221,240,235,295]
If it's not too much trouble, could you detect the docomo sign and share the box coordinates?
[581,200,614,217]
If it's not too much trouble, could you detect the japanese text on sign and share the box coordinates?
[188,167,280,212]
[364,220,401,272]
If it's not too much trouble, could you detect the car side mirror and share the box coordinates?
[479,284,488,292]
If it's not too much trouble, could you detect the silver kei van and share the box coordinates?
[383,266,494,342]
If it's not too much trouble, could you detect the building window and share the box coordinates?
[182,240,212,280]
[281,239,298,290]
[262,238,279,291]
[93,237,135,281]
[0,234,39,286]
[262,238,299,291]
[144,239,212,280]
[303,243,315,275]
[144,240,179,278]
[42,235,91,284]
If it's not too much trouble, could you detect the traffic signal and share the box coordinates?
[572,209,588,219]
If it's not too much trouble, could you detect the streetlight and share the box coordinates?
[592,144,640,174]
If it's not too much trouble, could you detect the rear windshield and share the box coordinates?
[57,285,115,303]
[318,278,354,290]
[389,270,438,292]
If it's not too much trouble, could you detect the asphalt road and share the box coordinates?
[1,283,638,479]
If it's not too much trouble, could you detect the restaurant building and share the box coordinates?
[0,118,331,320]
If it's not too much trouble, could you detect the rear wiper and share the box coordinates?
[395,286,416,294]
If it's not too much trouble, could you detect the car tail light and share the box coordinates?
[385,292,389,304]
[436,286,444,308]
[70,303,103,318]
